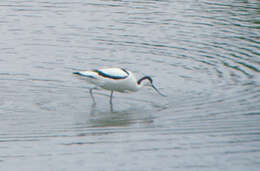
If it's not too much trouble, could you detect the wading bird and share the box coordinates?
[73,68,165,105]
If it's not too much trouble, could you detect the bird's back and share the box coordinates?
[95,68,129,79]
[74,68,128,79]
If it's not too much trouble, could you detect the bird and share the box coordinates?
[73,67,166,105]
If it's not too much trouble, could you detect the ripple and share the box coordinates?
[0,0,260,170]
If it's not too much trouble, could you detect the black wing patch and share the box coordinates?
[93,69,129,80]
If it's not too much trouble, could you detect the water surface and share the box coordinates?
[0,0,260,170]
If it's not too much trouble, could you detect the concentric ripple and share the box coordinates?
[0,0,259,170]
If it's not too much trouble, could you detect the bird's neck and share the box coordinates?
[137,76,152,87]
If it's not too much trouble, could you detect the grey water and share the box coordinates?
[0,0,260,170]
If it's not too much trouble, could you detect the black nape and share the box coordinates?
[137,76,153,85]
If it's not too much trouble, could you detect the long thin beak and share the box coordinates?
[151,84,167,97]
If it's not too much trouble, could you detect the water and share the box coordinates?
[0,0,259,170]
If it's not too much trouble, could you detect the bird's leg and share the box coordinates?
[110,103,114,112]
[110,91,114,105]
[109,91,114,112]
[89,88,96,105]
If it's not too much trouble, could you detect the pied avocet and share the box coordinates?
[73,68,165,104]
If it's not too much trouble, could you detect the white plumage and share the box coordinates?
[73,68,165,104]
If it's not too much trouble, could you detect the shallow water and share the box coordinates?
[0,0,260,170]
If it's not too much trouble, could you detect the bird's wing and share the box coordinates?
[93,68,129,80]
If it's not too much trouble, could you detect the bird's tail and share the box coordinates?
[73,71,96,79]
[73,72,82,75]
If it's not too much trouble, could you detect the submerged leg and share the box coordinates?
[89,88,96,105]
[109,91,114,112]
[109,91,114,105]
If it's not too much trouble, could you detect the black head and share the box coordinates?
[137,76,166,97]
[137,76,153,85]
